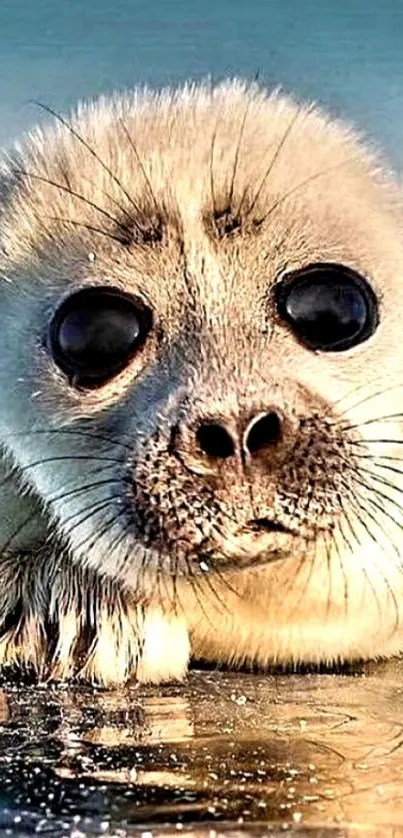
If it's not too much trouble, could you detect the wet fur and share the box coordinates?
[0,80,403,684]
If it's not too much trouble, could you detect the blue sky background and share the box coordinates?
[0,0,402,166]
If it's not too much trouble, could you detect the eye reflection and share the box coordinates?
[48,286,153,387]
[275,263,378,351]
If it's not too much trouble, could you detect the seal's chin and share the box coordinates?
[205,518,303,571]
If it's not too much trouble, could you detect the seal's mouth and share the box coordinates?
[203,516,301,571]
[241,517,291,535]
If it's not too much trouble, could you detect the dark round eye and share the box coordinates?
[275,263,378,351]
[48,286,153,387]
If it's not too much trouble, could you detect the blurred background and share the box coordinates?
[0,0,402,166]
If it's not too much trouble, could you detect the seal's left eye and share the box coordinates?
[49,286,153,387]
[275,263,378,351]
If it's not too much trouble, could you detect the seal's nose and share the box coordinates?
[243,412,282,456]
[195,421,235,459]
[194,410,282,463]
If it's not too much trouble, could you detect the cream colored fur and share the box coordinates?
[0,80,403,684]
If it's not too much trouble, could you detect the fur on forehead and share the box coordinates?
[0,78,401,275]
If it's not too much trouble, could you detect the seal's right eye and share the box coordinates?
[48,286,153,387]
[274,263,378,351]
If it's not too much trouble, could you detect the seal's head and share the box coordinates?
[1,79,403,679]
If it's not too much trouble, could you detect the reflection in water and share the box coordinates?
[1,665,403,835]
[0,690,9,723]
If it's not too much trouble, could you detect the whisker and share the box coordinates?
[278,538,306,601]
[348,460,403,496]
[42,215,128,245]
[31,101,145,222]
[342,412,403,431]
[316,522,332,616]
[61,492,124,537]
[0,510,47,557]
[210,562,244,600]
[194,559,232,616]
[349,467,403,515]
[154,539,165,608]
[136,539,152,598]
[80,170,141,228]
[349,480,403,551]
[247,106,304,218]
[356,509,402,634]
[336,491,362,569]
[228,96,253,209]
[118,118,159,212]
[0,454,124,498]
[328,519,349,620]
[333,377,395,412]
[14,168,130,234]
[168,545,181,616]
[2,426,133,451]
[183,556,216,625]
[335,382,403,419]
[3,453,122,480]
[155,539,179,608]
[73,506,128,561]
[339,491,390,625]
[284,533,319,622]
[101,523,152,607]
[209,116,220,218]
[256,158,354,227]
[352,454,403,465]
[48,475,123,509]
[349,484,402,555]
[0,460,122,555]
[350,438,403,447]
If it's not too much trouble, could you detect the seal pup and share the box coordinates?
[0,79,403,685]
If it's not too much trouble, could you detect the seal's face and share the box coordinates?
[2,81,403,668]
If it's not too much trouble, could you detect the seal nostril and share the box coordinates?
[246,411,282,455]
[196,422,235,459]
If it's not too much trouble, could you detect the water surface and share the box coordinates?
[2,665,403,836]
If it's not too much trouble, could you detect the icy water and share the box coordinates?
[2,665,403,836]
